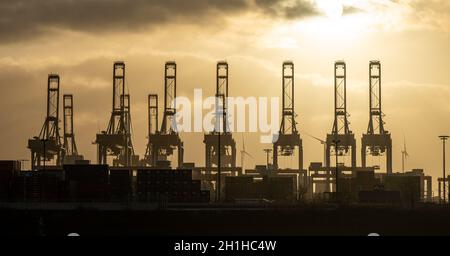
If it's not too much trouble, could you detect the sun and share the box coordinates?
[316,0,343,19]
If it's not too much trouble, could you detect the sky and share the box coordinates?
[0,0,449,194]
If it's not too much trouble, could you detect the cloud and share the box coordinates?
[0,0,250,44]
[407,0,450,31]
[0,0,322,45]
[356,0,450,32]
[342,5,361,15]
[255,0,319,19]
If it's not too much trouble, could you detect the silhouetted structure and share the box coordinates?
[391,169,432,202]
[109,168,132,201]
[273,61,303,170]
[225,175,295,202]
[143,94,159,166]
[326,61,356,168]
[244,165,307,201]
[145,62,183,168]
[62,94,84,164]
[65,164,109,201]
[438,175,450,203]
[263,148,272,168]
[137,168,209,203]
[308,161,432,203]
[0,161,21,200]
[13,59,441,214]
[95,62,138,167]
[308,163,374,196]
[438,135,449,203]
[14,168,64,202]
[401,138,409,172]
[0,160,208,203]
[28,74,63,170]
[204,61,236,168]
[361,61,392,173]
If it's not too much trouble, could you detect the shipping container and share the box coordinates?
[10,171,63,202]
[64,164,108,183]
[0,160,21,172]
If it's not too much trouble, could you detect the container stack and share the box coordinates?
[39,170,63,201]
[109,168,131,201]
[225,175,295,202]
[12,169,63,202]
[225,176,255,201]
[0,161,20,200]
[64,164,109,201]
[137,169,209,203]
[262,176,294,200]
[2,163,211,203]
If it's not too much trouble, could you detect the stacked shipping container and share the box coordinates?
[136,169,209,203]
[225,175,295,202]
[64,164,109,201]
[0,161,20,200]
[109,168,131,201]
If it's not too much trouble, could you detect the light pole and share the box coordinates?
[217,125,221,203]
[263,149,272,168]
[439,135,449,204]
[216,94,224,203]
[333,139,340,202]
[41,139,48,171]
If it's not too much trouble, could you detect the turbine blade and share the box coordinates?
[243,151,254,159]
[303,131,326,144]
[403,134,407,151]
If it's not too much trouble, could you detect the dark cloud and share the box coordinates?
[255,0,318,19]
[0,0,320,44]
[342,5,361,16]
[0,0,249,44]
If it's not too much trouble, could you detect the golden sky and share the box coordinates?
[0,0,449,194]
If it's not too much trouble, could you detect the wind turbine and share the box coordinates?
[303,131,329,192]
[240,134,253,172]
[401,136,409,173]
[304,132,327,165]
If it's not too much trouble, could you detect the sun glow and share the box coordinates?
[316,0,343,19]
[257,10,374,52]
